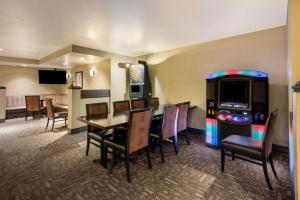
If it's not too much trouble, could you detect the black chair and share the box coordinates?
[103,108,153,182]
[85,102,112,158]
[221,109,279,190]
[150,105,179,163]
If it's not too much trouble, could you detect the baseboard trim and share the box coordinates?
[69,126,87,134]
[187,127,205,135]
[272,144,289,154]
[0,118,5,123]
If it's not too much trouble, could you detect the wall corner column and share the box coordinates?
[0,86,6,123]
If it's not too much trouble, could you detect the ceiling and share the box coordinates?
[0,0,288,59]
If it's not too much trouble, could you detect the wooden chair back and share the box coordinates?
[176,102,190,132]
[86,102,108,117]
[25,95,40,112]
[149,97,159,108]
[262,109,279,158]
[127,108,153,154]
[45,99,55,119]
[113,100,130,114]
[161,105,178,140]
[131,98,145,110]
[86,102,108,132]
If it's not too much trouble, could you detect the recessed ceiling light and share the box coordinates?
[22,64,28,67]
[62,62,69,66]
[0,48,3,51]
[80,57,85,61]
[88,55,95,59]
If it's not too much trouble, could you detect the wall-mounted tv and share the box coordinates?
[38,70,67,84]
[219,78,250,104]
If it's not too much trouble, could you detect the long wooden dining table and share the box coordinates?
[77,105,197,167]
[77,107,164,167]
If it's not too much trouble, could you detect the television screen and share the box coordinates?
[219,79,250,103]
[38,70,67,84]
[131,85,140,93]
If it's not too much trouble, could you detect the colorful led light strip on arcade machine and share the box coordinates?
[251,124,265,141]
[206,70,268,79]
[206,118,218,146]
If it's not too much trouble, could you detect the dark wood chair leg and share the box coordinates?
[269,154,278,177]
[101,140,107,168]
[173,136,179,154]
[231,151,235,161]
[64,117,67,127]
[51,119,55,132]
[221,146,225,172]
[159,140,165,163]
[86,137,90,156]
[150,137,155,152]
[125,154,131,182]
[185,129,190,145]
[25,112,28,121]
[145,146,152,169]
[46,118,49,130]
[103,145,108,168]
[263,159,273,190]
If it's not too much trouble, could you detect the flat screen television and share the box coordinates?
[219,78,250,104]
[38,70,67,84]
[131,85,141,93]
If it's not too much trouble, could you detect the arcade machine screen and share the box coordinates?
[219,79,250,109]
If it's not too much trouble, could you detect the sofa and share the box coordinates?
[6,94,68,119]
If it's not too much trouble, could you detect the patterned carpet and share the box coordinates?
[0,118,292,200]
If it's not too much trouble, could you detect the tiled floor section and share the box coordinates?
[0,118,292,200]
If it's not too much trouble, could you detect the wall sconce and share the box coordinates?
[66,72,71,79]
[90,68,96,76]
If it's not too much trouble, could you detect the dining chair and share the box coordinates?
[45,99,68,132]
[131,98,145,109]
[149,97,159,108]
[113,100,130,114]
[85,102,112,157]
[176,102,190,145]
[103,108,153,182]
[221,109,279,190]
[25,95,42,121]
[150,105,179,163]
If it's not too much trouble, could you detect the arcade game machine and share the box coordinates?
[205,70,269,147]
[129,60,152,105]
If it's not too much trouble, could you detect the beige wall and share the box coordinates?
[141,26,288,147]
[288,0,300,198]
[0,65,66,96]
[69,59,111,91]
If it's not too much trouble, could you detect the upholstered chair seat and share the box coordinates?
[221,135,263,159]
[54,111,68,118]
[221,109,279,190]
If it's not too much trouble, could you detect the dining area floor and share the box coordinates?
[0,118,292,200]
